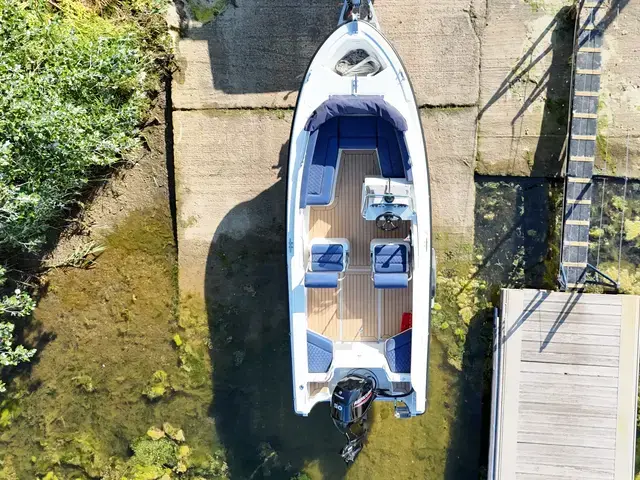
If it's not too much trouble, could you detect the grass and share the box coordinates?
[0,0,169,254]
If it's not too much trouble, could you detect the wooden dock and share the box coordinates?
[489,289,640,480]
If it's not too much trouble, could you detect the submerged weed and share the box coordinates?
[142,370,171,400]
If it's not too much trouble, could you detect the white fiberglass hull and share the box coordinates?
[287,18,433,417]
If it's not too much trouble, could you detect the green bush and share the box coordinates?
[0,266,36,392]
[0,0,169,394]
[0,0,165,253]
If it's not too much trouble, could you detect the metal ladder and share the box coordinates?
[559,0,617,290]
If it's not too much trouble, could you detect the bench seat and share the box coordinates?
[371,241,411,289]
[307,330,333,373]
[301,116,409,207]
[305,240,349,288]
[385,328,411,373]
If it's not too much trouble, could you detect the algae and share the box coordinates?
[186,0,227,23]
[523,0,544,13]
[142,370,171,400]
[625,218,640,242]
[0,201,217,478]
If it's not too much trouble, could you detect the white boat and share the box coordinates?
[286,0,435,462]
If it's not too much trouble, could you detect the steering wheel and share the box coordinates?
[376,213,402,232]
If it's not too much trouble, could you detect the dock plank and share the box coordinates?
[516,463,614,480]
[520,340,620,357]
[520,330,620,346]
[518,370,619,387]
[489,289,640,480]
[518,382,617,400]
[520,350,619,367]
[518,310,621,326]
[520,319,620,336]
[517,431,615,449]
[519,361,618,377]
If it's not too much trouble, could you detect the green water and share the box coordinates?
[0,196,493,479]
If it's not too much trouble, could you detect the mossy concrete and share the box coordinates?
[477,0,574,177]
[596,0,640,178]
[172,0,481,109]
[422,107,478,241]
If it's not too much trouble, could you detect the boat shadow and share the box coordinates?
[204,142,348,479]
[443,306,494,480]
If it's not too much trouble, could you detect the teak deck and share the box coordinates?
[307,151,412,341]
[489,289,640,480]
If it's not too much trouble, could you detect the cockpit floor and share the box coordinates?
[307,151,411,341]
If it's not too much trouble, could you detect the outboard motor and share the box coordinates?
[330,374,377,464]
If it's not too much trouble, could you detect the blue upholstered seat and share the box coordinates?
[310,244,344,272]
[385,328,411,373]
[300,115,409,207]
[377,118,405,178]
[373,273,408,289]
[305,240,349,288]
[305,271,339,288]
[301,118,339,207]
[371,243,410,289]
[307,330,333,373]
[374,244,408,273]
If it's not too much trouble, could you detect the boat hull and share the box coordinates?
[287,19,433,417]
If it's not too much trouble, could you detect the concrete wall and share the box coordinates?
[171,0,640,294]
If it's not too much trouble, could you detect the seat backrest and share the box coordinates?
[373,244,408,274]
[311,244,344,272]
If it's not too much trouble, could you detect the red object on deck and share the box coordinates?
[401,312,412,331]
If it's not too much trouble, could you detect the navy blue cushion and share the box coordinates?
[308,330,333,373]
[374,273,408,289]
[305,271,339,288]
[374,244,408,274]
[385,328,411,373]
[311,244,344,272]
[339,116,377,137]
[304,96,408,133]
[301,114,409,207]
[377,119,405,178]
[339,136,377,149]
[339,116,377,150]
[303,118,339,206]
[395,130,412,181]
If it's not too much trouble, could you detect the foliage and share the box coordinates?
[187,0,227,23]
[27,423,229,479]
[431,266,490,370]
[0,0,169,396]
[47,242,106,269]
[122,424,228,479]
[625,219,640,242]
[131,437,177,467]
[142,370,171,400]
[0,267,36,393]
[0,0,168,254]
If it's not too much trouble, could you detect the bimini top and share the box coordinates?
[304,95,408,133]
